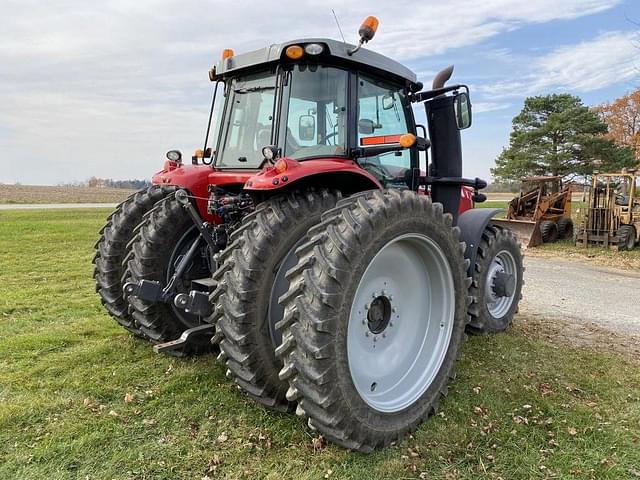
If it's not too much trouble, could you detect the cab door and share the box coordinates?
[356,74,415,186]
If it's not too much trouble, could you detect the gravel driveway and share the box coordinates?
[521,256,640,336]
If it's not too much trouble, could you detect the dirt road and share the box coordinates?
[521,256,640,336]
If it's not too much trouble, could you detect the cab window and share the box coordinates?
[357,75,411,182]
[281,65,349,160]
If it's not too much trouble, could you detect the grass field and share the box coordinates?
[1,209,639,479]
[0,184,136,204]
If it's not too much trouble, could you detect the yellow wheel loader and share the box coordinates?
[492,176,573,248]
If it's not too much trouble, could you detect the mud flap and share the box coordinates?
[457,208,502,279]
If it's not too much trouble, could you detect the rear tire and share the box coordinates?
[277,190,470,452]
[540,220,558,243]
[556,218,573,239]
[466,225,523,335]
[124,192,214,355]
[93,185,176,336]
[617,225,636,251]
[209,189,341,412]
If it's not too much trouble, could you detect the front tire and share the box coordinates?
[617,225,636,251]
[209,189,341,412]
[124,192,214,354]
[93,185,176,336]
[540,220,558,243]
[466,225,523,335]
[277,190,470,452]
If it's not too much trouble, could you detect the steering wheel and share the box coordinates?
[321,131,339,145]
[360,161,394,180]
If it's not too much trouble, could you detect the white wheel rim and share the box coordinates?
[484,249,517,318]
[347,234,455,413]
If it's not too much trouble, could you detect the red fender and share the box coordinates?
[152,159,474,221]
[243,157,382,192]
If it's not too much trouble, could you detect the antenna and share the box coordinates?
[331,9,346,44]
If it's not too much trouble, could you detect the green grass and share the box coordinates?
[1,209,639,479]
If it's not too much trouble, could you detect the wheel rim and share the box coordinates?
[267,238,306,347]
[167,226,211,328]
[347,233,455,413]
[484,249,517,319]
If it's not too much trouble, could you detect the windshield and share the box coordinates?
[216,71,276,168]
[279,65,348,160]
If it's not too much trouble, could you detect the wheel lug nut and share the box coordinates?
[373,336,377,342]
[392,307,397,313]
[382,333,386,338]
[365,332,369,337]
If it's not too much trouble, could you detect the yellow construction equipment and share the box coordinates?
[574,170,639,250]
[492,176,573,248]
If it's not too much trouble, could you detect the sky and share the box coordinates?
[1,0,639,185]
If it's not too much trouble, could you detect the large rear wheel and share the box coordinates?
[209,189,341,412]
[124,192,214,354]
[277,190,470,451]
[93,185,176,336]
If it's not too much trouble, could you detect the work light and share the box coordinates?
[304,43,324,55]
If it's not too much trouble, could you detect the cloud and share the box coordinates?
[477,31,640,98]
[0,0,622,183]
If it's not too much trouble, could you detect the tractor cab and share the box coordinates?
[206,36,420,188]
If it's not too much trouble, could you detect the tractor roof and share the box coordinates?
[215,38,417,85]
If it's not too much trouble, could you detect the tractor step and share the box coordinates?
[153,324,215,354]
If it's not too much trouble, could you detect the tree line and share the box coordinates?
[60,177,152,190]
[492,90,640,182]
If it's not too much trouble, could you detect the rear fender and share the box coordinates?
[457,208,503,279]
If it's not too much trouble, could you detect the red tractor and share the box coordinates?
[94,17,523,451]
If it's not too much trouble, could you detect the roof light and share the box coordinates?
[222,48,234,60]
[304,43,324,55]
[285,45,304,60]
[359,16,379,42]
[194,148,204,159]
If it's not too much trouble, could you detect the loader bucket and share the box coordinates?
[491,218,542,248]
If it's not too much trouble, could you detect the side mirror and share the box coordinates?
[358,119,375,135]
[298,115,315,141]
[454,92,472,130]
[382,94,395,110]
